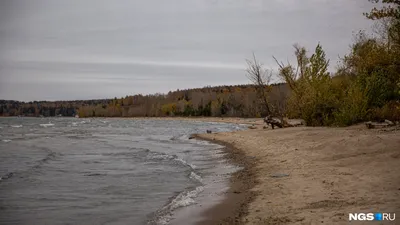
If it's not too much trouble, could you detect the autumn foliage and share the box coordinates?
[273,0,400,126]
[0,84,288,118]
[76,84,288,118]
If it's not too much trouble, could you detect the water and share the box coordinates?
[0,117,246,225]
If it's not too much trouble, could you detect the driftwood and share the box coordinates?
[286,119,306,127]
[263,116,283,129]
[264,116,306,129]
[365,120,394,129]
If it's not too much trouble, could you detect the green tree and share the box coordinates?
[275,44,336,126]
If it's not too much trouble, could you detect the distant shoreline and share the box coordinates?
[2,116,266,127]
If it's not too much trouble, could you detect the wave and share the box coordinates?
[146,151,201,182]
[83,173,107,177]
[174,157,197,170]
[146,136,175,144]
[0,172,14,181]
[2,139,12,143]
[147,152,176,161]
[98,148,193,168]
[32,152,57,170]
[189,171,202,183]
[152,186,205,225]
[170,134,190,141]
[40,123,55,127]
[0,146,59,183]
[30,146,59,169]
[169,186,204,210]
[146,149,203,224]
[145,149,197,170]
[11,125,22,128]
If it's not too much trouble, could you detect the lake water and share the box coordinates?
[0,117,246,225]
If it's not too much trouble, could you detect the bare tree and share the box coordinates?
[246,53,272,116]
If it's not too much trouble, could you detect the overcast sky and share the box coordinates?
[0,0,374,101]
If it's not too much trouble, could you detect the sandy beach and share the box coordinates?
[181,118,400,225]
[102,117,400,224]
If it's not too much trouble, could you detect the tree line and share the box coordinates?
[0,84,288,118]
[0,99,111,117]
[77,84,288,118]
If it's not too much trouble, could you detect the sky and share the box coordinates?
[0,0,375,101]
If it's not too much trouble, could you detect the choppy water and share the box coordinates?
[0,117,246,225]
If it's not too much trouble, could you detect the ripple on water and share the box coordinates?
[39,123,55,127]
[0,118,247,225]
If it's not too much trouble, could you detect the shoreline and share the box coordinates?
[194,124,400,224]
[8,116,399,224]
[74,117,400,224]
[193,135,259,225]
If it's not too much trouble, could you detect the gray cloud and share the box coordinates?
[0,0,374,101]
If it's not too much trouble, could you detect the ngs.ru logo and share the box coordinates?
[349,213,395,221]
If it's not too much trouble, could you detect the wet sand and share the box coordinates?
[194,135,258,225]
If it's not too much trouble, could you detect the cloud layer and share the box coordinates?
[0,0,373,101]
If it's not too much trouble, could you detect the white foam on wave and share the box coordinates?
[11,125,22,128]
[40,123,54,127]
[189,171,202,183]
[174,158,197,169]
[169,186,204,210]
[155,186,205,224]
[148,152,175,161]
[2,139,11,143]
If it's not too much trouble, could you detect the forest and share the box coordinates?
[0,84,288,118]
[0,99,111,117]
